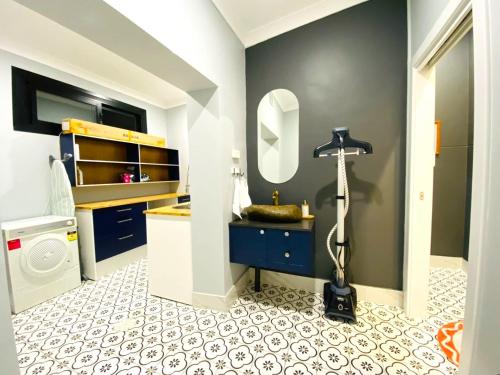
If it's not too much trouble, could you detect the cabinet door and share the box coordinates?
[229,227,266,267]
[93,203,147,262]
[266,229,313,275]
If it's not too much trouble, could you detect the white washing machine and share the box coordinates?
[1,216,81,313]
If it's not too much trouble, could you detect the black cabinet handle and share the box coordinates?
[118,234,134,240]
[117,218,133,224]
[116,208,132,212]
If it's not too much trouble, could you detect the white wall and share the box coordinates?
[460,0,500,372]
[165,105,190,193]
[409,0,450,56]
[102,0,248,297]
[0,231,19,374]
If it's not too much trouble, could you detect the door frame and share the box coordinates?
[406,1,499,368]
[404,0,472,318]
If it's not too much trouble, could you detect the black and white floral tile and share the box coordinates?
[12,259,466,375]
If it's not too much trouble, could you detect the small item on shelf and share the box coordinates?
[77,166,84,185]
[120,172,134,183]
[302,200,310,218]
[140,173,150,182]
[74,143,80,160]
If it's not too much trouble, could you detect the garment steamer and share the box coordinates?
[313,127,373,322]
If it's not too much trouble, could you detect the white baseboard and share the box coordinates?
[93,245,147,280]
[192,268,404,311]
[249,269,404,308]
[192,270,250,312]
[430,255,468,272]
[461,258,468,272]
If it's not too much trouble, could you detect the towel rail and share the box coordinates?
[49,153,72,168]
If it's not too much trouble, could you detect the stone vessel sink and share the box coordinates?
[245,204,302,223]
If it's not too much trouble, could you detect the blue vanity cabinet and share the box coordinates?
[229,219,315,279]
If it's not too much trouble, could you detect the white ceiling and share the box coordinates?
[212,0,368,47]
[1,0,188,109]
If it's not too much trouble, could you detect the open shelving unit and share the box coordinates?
[60,133,180,187]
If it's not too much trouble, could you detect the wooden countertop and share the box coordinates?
[229,218,315,232]
[75,193,186,210]
[144,202,191,217]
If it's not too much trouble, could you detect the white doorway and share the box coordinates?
[405,0,500,372]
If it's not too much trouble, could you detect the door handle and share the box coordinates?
[116,208,132,212]
[435,120,441,156]
[117,218,133,224]
[284,251,291,258]
[118,234,134,240]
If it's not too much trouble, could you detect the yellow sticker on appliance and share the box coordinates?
[67,231,78,241]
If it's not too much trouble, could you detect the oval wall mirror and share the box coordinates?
[257,89,299,183]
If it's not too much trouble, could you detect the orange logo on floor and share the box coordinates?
[436,320,463,366]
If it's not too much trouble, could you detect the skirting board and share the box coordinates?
[430,255,468,272]
[191,267,404,311]
[192,270,251,312]
[250,269,404,308]
[92,245,147,280]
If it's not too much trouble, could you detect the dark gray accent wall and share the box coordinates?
[245,0,407,290]
[431,31,474,260]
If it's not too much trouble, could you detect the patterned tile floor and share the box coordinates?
[12,259,466,375]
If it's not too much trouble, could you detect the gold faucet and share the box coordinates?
[272,190,279,206]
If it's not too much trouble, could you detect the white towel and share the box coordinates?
[50,160,75,217]
[239,176,252,210]
[232,176,242,218]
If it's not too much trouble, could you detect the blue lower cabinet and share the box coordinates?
[93,203,147,262]
[229,227,266,267]
[266,229,313,275]
[229,220,315,276]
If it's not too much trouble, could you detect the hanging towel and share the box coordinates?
[50,160,75,217]
[239,176,252,211]
[232,175,242,218]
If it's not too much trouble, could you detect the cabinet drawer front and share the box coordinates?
[93,203,146,236]
[95,229,146,262]
[229,227,266,267]
[266,230,313,275]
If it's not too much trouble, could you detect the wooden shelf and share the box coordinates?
[75,193,186,210]
[77,159,140,165]
[140,145,179,165]
[140,164,179,183]
[61,132,181,187]
[76,180,179,188]
[140,162,179,166]
[75,135,138,163]
[77,161,139,185]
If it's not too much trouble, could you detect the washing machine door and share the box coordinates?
[20,232,72,279]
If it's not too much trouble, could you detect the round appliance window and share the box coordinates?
[27,237,68,274]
